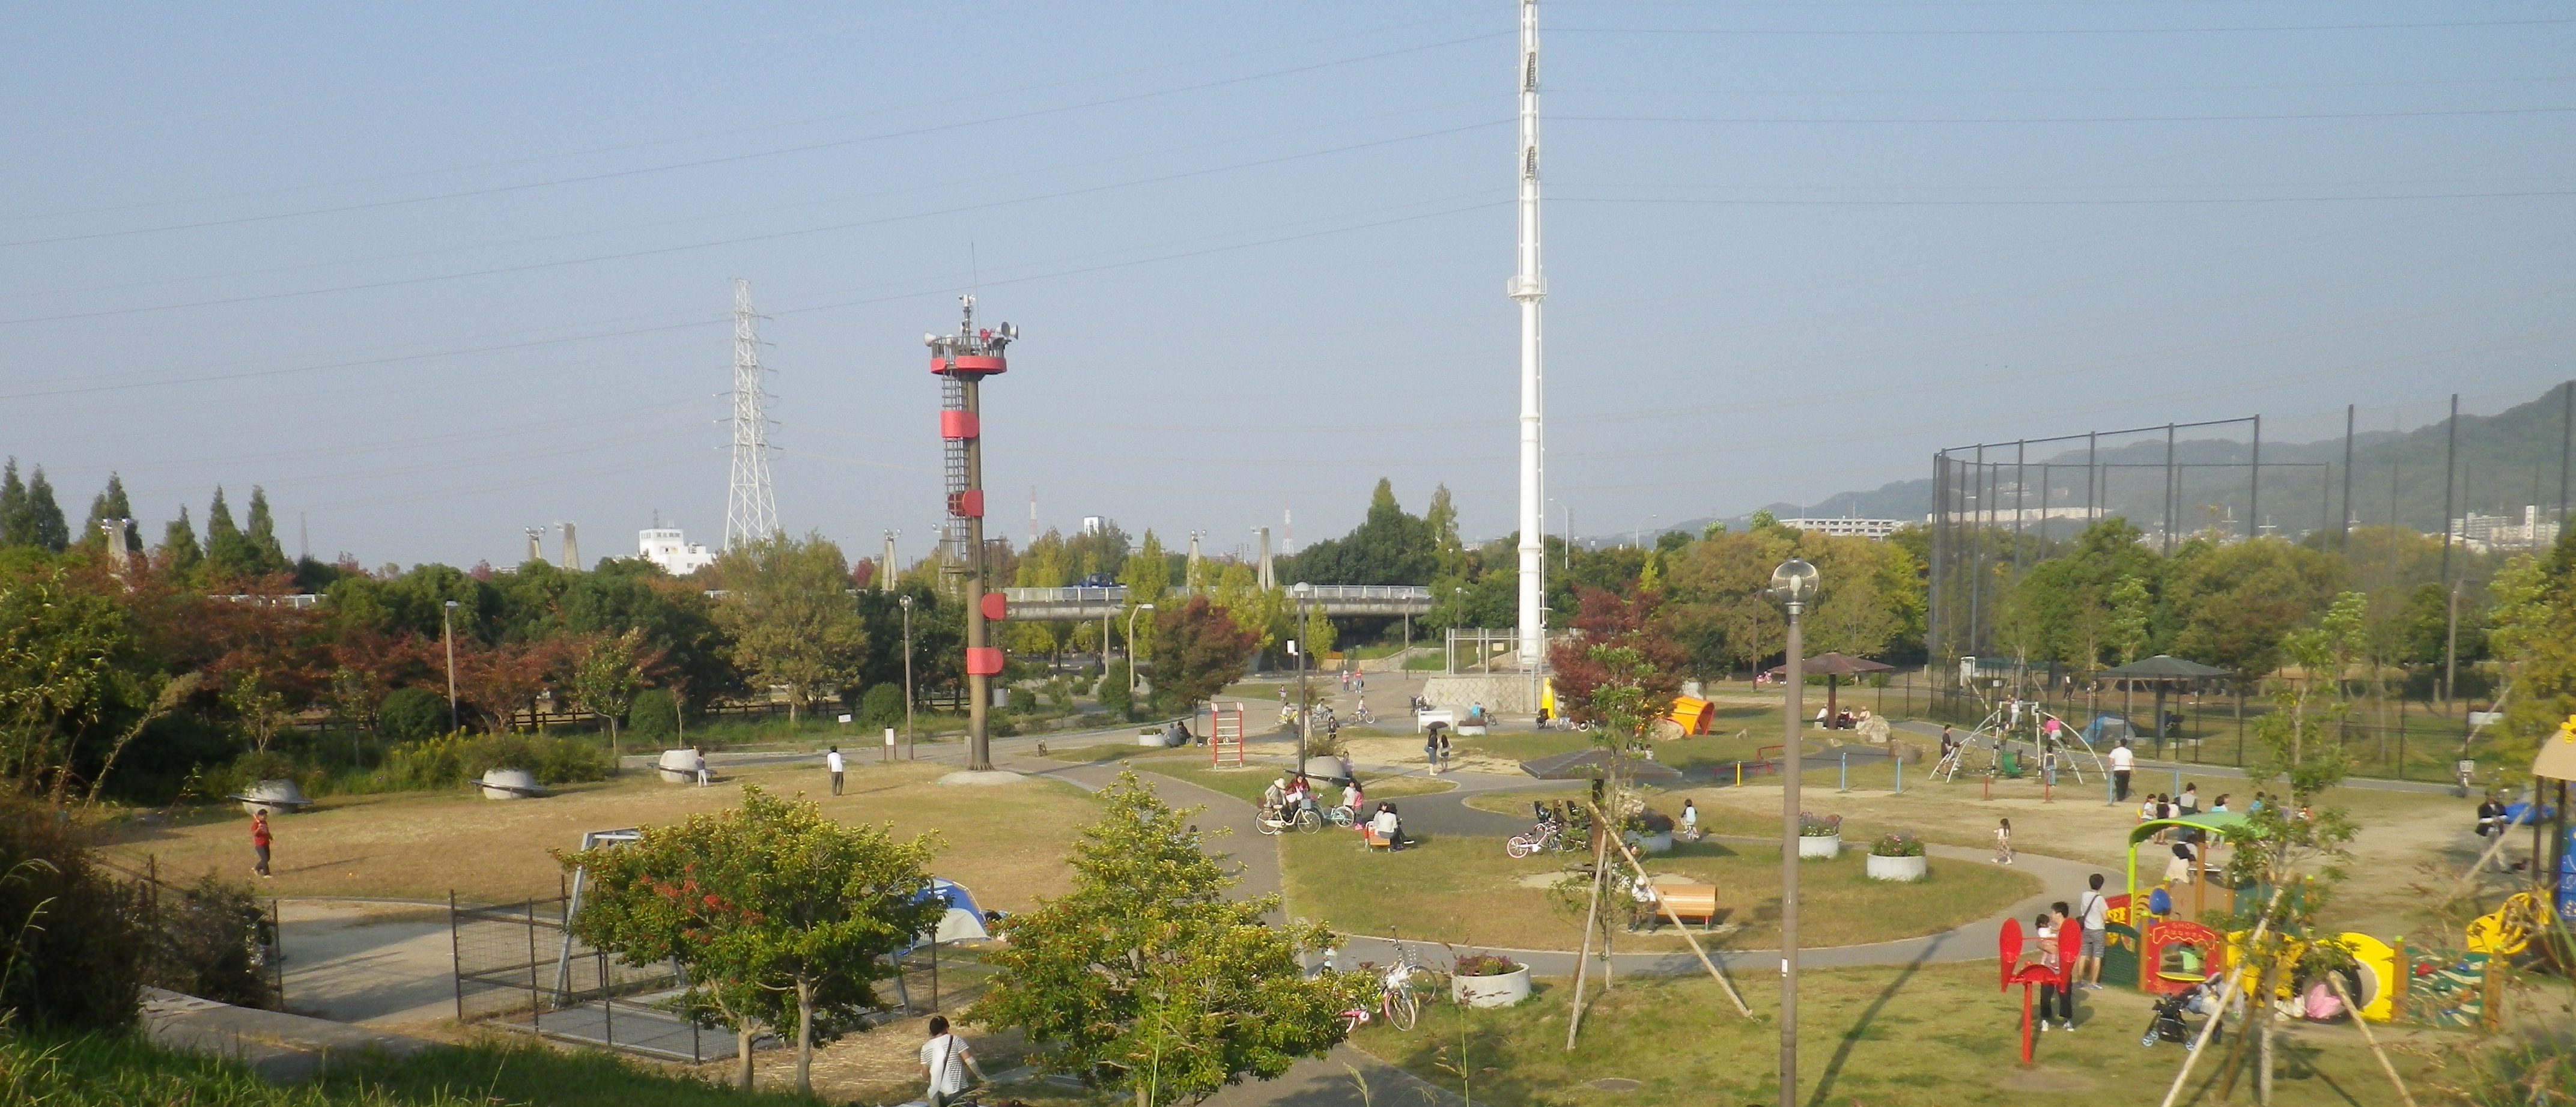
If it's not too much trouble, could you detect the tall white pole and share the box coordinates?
[1511,0,1547,672]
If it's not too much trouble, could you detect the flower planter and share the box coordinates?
[1623,830,1674,855]
[1866,853,1928,882]
[1797,833,1842,860]
[1451,965,1531,1008]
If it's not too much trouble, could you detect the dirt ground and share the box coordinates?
[99,758,1104,909]
[1675,762,2534,945]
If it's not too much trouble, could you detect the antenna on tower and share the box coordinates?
[724,278,779,550]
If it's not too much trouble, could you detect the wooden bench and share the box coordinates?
[1643,884,1720,931]
[1360,828,1399,852]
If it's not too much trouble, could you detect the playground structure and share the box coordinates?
[1206,702,1246,768]
[1931,697,2108,784]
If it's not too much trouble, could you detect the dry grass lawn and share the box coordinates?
[1281,833,2035,951]
[99,759,1102,909]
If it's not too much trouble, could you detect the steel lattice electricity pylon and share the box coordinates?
[724,278,778,549]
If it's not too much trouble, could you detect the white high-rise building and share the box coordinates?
[638,527,715,576]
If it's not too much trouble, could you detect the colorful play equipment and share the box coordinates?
[1665,696,1716,736]
[1205,702,1245,768]
[1996,916,2081,1064]
[1934,697,2107,783]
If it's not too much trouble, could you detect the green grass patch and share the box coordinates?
[1281,833,2035,950]
[1353,961,2453,1106]
[0,1034,805,1107]
[1040,741,1155,763]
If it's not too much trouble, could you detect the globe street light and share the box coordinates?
[1766,557,1818,1107]
[441,599,461,732]
[1128,603,1156,698]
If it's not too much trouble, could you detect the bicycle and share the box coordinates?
[1327,802,1361,828]
[1258,802,1322,836]
[1506,817,1564,858]
[1338,942,1425,1033]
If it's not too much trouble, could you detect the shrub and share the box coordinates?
[1628,808,1675,834]
[1797,811,1842,837]
[383,733,612,788]
[1870,832,1925,858]
[137,875,275,1010]
[0,801,142,1031]
[627,688,679,740]
[378,688,447,742]
[1097,676,1134,721]
[856,684,905,730]
[1453,953,1520,977]
[1006,687,1038,714]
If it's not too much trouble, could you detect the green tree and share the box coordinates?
[710,533,869,723]
[569,629,653,765]
[2164,537,2342,681]
[202,487,258,580]
[2485,533,2576,770]
[1120,529,1173,666]
[971,773,1363,1107]
[20,467,68,553]
[1286,478,1437,586]
[242,487,289,575]
[560,786,941,1094]
[1296,599,1335,661]
[0,565,145,798]
[0,460,26,548]
[2108,574,2154,664]
[1151,597,1257,715]
[79,473,141,554]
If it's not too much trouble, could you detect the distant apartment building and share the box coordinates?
[637,527,715,575]
[1780,517,1906,540]
[2452,506,2563,552]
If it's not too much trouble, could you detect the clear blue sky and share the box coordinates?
[4,2,2569,568]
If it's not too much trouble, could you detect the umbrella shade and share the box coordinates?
[1764,652,1896,678]
[2096,655,2230,681]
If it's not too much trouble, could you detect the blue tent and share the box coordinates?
[913,878,991,946]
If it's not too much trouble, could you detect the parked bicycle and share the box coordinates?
[1258,801,1322,836]
[1338,942,1425,1033]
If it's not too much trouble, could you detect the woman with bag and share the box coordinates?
[919,1015,986,1106]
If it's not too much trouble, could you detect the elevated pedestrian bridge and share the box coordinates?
[999,584,1430,620]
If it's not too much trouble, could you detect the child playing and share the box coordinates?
[1680,799,1700,842]
[1994,817,2014,865]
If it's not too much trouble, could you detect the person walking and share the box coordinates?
[1994,817,2014,865]
[826,745,845,796]
[2109,739,2134,802]
[1437,729,1452,772]
[2076,874,2110,989]
[693,746,709,787]
[250,810,273,879]
[919,1015,986,1107]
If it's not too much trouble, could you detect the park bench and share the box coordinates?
[1416,708,1456,733]
[1642,884,1720,931]
[1360,827,1399,852]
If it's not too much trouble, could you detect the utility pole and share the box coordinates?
[2440,394,2459,652]
[2341,405,2355,546]
[442,600,461,732]
[901,595,916,759]
[1769,559,1818,1107]
[1510,0,1549,674]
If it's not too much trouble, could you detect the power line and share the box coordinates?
[1561,106,2576,124]
[1556,190,2576,206]
[1555,17,2576,35]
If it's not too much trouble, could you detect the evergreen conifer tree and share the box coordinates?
[0,459,26,547]
[80,473,141,553]
[202,487,257,578]
[22,467,68,553]
[161,507,202,577]
[244,487,288,573]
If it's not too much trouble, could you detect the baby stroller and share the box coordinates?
[2142,972,2226,1048]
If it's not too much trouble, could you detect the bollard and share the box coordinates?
[1839,751,1848,793]
[1984,773,1991,801]
[1894,754,1903,795]
[1735,761,1743,787]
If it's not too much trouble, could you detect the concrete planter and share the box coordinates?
[1623,830,1674,855]
[1797,833,1842,860]
[235,779,311,816]
[1451,965,1531,1008]
[655,749,702,784]
[1866,853,1928,882]
[478,768,547,800]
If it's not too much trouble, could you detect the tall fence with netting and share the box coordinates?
[449,893,994,1064]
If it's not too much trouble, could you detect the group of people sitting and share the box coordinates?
[1259,774,1410,849]
[1811,705,1876,730]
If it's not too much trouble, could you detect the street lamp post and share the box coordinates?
[441,599,461,732]
[899,595,916,760]
[1293,583,1313,781]
[1767,558,1819,1107]
[1128,603,1155,699]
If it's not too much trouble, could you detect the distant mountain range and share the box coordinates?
[1605,382,2576,545]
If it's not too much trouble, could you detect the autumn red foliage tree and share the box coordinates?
[1546,586,1687,726]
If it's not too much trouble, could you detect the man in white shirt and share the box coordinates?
[919,1015,984,1106]
[2108,740,2134,802]
[2076,873,2111,989]
[825,745,845,796]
